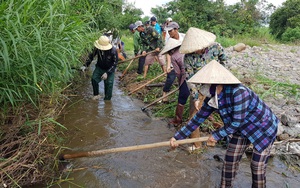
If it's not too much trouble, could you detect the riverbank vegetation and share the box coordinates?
[1,0,299,187]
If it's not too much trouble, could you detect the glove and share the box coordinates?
[101,72,108,80]
[80,66,87,72]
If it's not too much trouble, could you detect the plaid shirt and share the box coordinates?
[174,84,279,153]
[184,42,227,100]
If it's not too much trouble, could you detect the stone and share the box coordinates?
[278,133,290,141]
[233,43,246,52]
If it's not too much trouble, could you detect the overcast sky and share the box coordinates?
[126,0,286,18]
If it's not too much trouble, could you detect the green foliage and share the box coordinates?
[282,27,300,42]
[0,0,95,112]
[269,0,300,40]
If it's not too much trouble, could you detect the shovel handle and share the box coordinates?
[119,59,135,79]
[141,88,179,110]
[118,50,157,64]
[128,71,168,95]
[60,137,209,160]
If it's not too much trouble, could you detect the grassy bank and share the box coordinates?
[0,0,98,186]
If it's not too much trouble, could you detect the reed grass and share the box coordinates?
[0,0,96,114]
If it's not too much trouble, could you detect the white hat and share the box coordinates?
[133,21,143,30]
[179,27,216,54]
[187,60,241,84]
[166,17,172,22]
[94,36,112,50]
[160,38,182,55]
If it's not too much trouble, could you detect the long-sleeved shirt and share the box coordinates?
[184,42,227,100]
[171,48,186,85]
[139,26,164,52]
[174,84,279,153]
[85,47,118,74]
[133,31,142,55]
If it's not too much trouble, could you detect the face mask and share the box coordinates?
[208,92,219,109]
[199,84,211,98]
[200,84,219,109]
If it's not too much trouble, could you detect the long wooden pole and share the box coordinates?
[128,71,168,95]
[118,50,157,64]
[60,137,208,160]
[141,88,179,111]
[119,59,135,79]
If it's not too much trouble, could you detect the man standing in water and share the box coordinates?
[170,60,278,188]
[82,35,118,100]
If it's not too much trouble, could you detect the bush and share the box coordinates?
[282,27,300,42]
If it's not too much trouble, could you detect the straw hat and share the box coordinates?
[94,36,112,50]
[160,38,182,55]
[179,27,216,54]
[187,60,241,84]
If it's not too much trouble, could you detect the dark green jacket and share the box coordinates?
[139,26,164,52]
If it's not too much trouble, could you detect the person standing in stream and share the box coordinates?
[170,60,279,188]
[82,35,118,100]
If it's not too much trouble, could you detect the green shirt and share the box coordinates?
[133,31,141,55]
[139,26,164,52]
[184,42,227,100]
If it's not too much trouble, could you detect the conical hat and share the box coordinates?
[187,60,241,84]
[160,38,182,55]
[179,27,216,54]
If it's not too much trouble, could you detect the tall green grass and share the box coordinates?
[0,0,96,113]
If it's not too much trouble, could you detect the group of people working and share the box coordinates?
[82,16,279,188]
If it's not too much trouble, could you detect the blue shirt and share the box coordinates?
[153,23,162,35]
[174,84,279,153]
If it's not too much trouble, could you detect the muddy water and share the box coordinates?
[57,73,299,188]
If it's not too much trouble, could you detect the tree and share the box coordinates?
[269,0,300,40]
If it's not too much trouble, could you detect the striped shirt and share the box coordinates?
[174,84,279,153]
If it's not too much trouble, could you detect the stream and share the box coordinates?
[55,71,300,188]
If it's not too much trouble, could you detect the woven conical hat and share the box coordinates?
[160,38,182,55]
[187,60,241,84]
[179,27,216,54]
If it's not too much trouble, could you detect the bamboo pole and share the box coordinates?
[118,50,157,64]
[128,71,168,95]
[141,88,179,111]
[60,137,208,160]
[119,59,135,79]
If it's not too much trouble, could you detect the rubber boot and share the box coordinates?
[168,103,184,127]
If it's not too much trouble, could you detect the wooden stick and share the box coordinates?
[141,88,179,111]
[119,59,135,79]
[118,50,157,64]
[274,138,300,145]
[128,71,168,95]
[60,137,208,160]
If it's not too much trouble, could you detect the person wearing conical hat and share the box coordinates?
[170,60,279,188]
[162,21,185,104]
[160,38,189,127]
[180,27,228,150]
[82,35,118,100]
